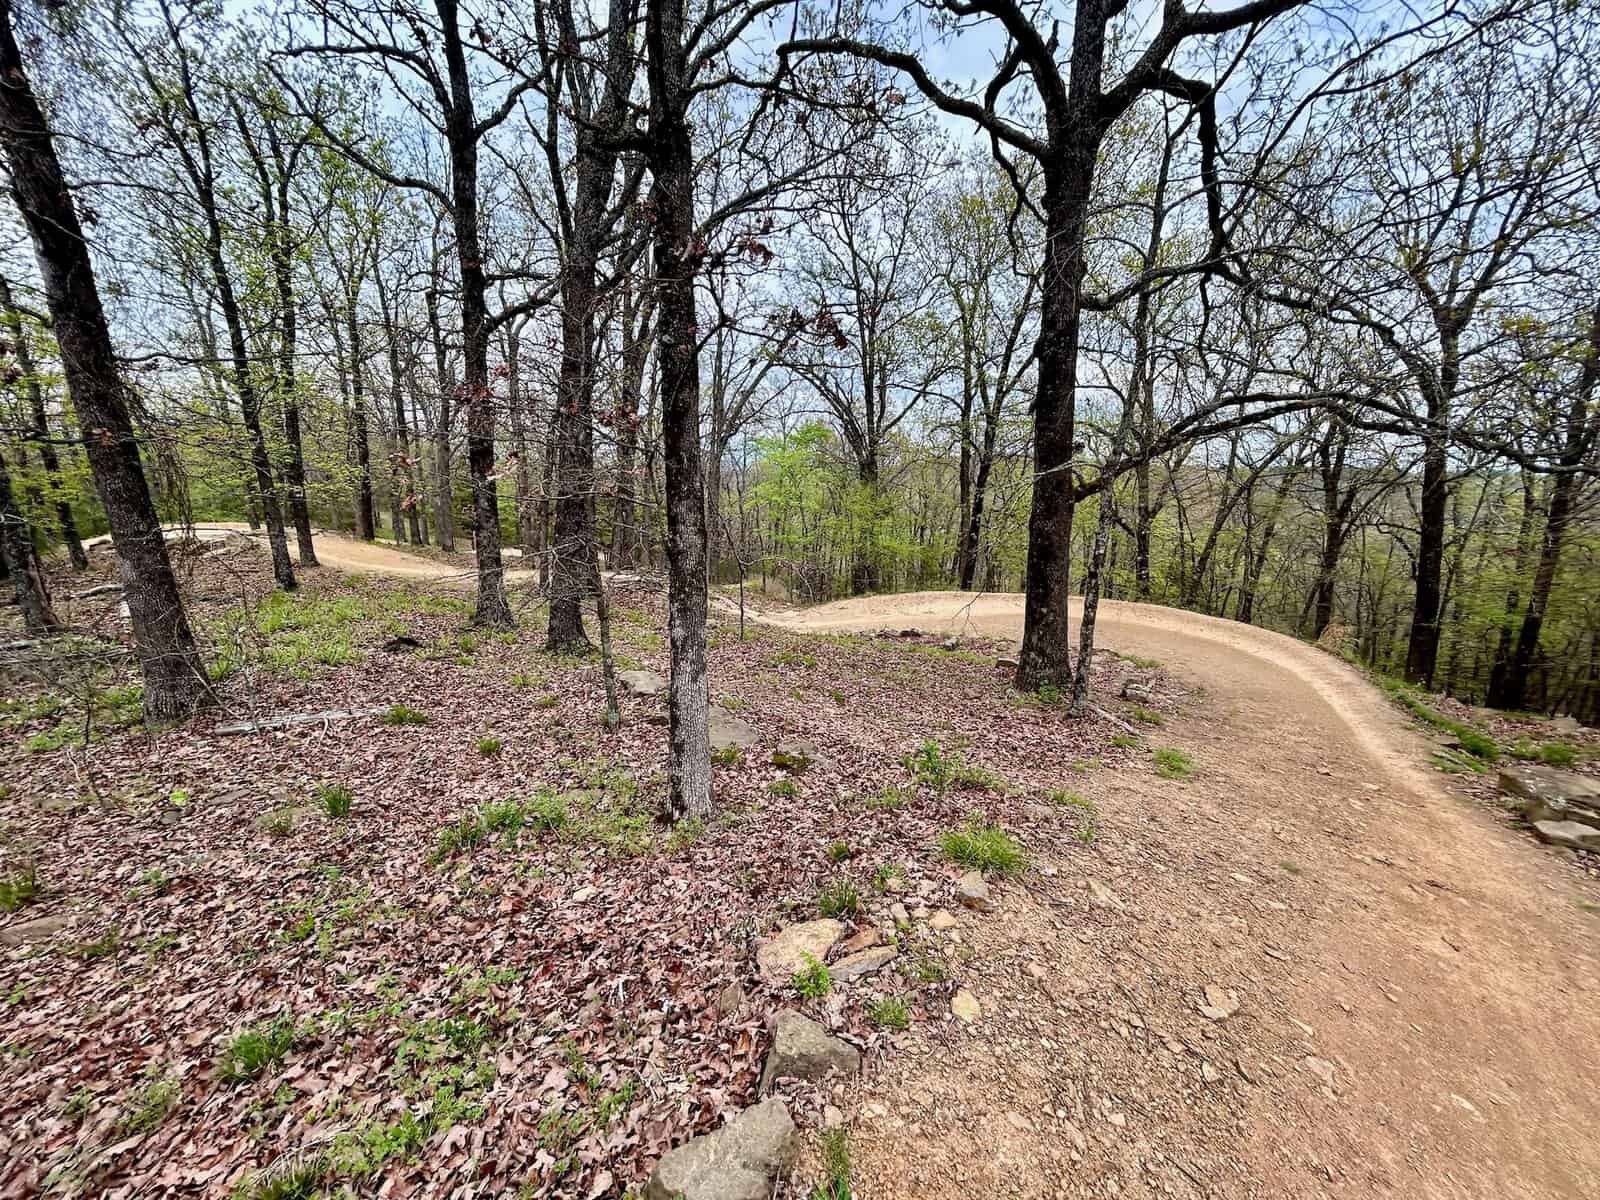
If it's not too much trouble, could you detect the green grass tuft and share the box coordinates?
[220,1015,296,1083]
[1153,748,1195,779]
[792,954,831,998]
[817,876,861,917]
[476,735,503,758]
[938,821,1025,876]
[382,703,430,726]
[317,784,353,819]
[0,864,41,913]
[867,995,910,1032]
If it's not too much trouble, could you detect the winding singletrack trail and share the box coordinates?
[775,592,1600,1199]
[117,528,1599,1195]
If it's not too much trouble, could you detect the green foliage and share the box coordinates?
[863,785,911,811]
[1153,748,1195,779]
[260,806,297,838]
[768,777,799,799]
[825,839,852,862]
[118,1072,179,1135]
[711,744,744,766]
[792,954,831,998]
[1050,790,1099,843]
[903,738,1002,793]
[76,927,120,961]
[317,784,352,818]
[873,862,906,893]
[1129,705,1164,726]
[1110,732,1139,749]
[220,1015,296,1083]
[382,703,430,726]
[938,821,1024,876]
[1379,680,1497,761]
[867,995,910,1032]
[817,876,861,917]
[665,818,707,852]
[0,863,40,912]
[810,1128,853,1200]
[431,811,487,862]
[476,735,503,758]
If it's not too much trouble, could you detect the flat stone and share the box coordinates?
[759,1010,860,1091]
[995,657,1019,672]
[771,740,824,773]
[1303,1055,1337,1087]
[1121,680,1154,702]
[951,988,982,1023]
[1198,985,1240,1021]
[1086,879,1122,910]
[889,903,910,925]
[713,981,746,1018]
[955,871,992,911]
[829,946,898,982]
[839,927,879,954]
[928,909,958,931]
[0,914,68,946]
[1532,820,1600,852]
[618,669,667,697]
[754,919,845,984]
[709,707,761,752]
[1500,765,1600,829]
[646,1098,799,1200]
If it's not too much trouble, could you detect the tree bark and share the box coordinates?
[0,0,210,718]
[0,446,60,634]
[425,283,456,551]
[646,0,712,821]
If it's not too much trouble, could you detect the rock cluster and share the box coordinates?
[1500,765,1600,852]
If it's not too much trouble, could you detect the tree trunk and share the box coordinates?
[425,284,456,551]
[0,0,210,717]
[348,298,376,541]
[0,272,88,569]
[0,446,60,634]
[646,0,712,821]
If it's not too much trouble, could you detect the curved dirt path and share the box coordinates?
[772,592,1600,1199]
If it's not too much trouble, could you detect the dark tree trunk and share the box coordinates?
[347,298,376,541]
[425,284,456,551]
[0,446,60,634]
[646,0,712,821]
[611,279,652,570]
[0,273,87,569]
[435,0,511,627]
[1495,303,1600,711]
[506,323,537,557]
[0,0,210,717]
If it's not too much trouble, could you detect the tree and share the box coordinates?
[0,0,211,718]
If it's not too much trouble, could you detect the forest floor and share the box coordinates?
[3,531,1600,1199]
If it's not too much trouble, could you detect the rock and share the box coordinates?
[955,871,993,911]
[771,741,823,773]
[714,981,746,1018]
[0,914,68,947]
[1302,1055,1337,1087]
[995,657,1019,672]
[1121,680,1155,702]
[1086,879,1122,910]
[1025,962,1047,982]
[755,919,845,984]
[1550,715,1583,735]
[839,927,879,955]
[829,946,898,982]
[646,1098,799,1200]
[1201,1062,1222,1084]
[709,706,761,752]
[1531,820,1600,852]
[759,1011,861,1091]
[882,874,908,894]
[570,885,597,904]
[940,636,960,651]
[951,989,982,1023]
[1499,764,1600,827]
[1198,985,1240,1021]
[928,909,958,931]
[618,669,668,697]
[889,903,910,926]
[898,628,922,638]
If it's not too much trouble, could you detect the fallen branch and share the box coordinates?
[215,706,389,735]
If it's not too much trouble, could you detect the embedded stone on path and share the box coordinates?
[709,706,761,753]
[955,871,993,911]
[1198,985,1240,1021]
[829,945,897,982]
[928,909,959,931]
[759,1010,861,1091]
[1532,820,1600,852]
[951,988,982,1023]
[645,1097,798,1200]
[618,669,667,697]
[1500,765,1600,830]
[0,915,68,947]
[755,918,845,984]
[771,740,826,774]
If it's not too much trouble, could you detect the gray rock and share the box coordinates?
[0,914,68,947]
[1549,715,1583,735]
[996,657,1019,672]
[618,669,668,697]
[709,706,760,752]
[646,1098,799,1200]
[1532,820,1600,852]
[754,919,845,984]
[955,871,993,911]
[1500,765,1600,829]
[829,946,898,981]
[759,1010,860,1091]
[1121,680,1155,702]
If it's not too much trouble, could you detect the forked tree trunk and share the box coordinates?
[0,0,210,718]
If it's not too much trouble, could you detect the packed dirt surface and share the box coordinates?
[774,592,1600,1199]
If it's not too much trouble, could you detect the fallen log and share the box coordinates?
[215,706,389,735]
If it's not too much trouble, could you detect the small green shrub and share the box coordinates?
[317,784,353,819]
[792,954,831,998]
[527,791,569,831]
[534,693,561,710]
[711,745,744,766]
[904,738,955,792]
[938,821,1025,876]
[810,1127,853,1200]
[1035,682,1064,705]
[1129,705,1164,726]
[817,876,861,917]
[432,811,487,862]
[867,995,910,1032]
[481,799,526,835]
[220,1015,296,1083]
[1110,732,1139,749]
[118,1072,179,1135]
[382,703,430,726]
[0,864,41,912]
[1153,748,1195,779]
[260,807,297,838]
[768,778,799,799]
[825,839,852,862]
[77,927,120,961]
[477,735,503,758]
[873,862,906,892]
[863,785,911,811]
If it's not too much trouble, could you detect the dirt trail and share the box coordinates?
[775,591,1600,1199]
